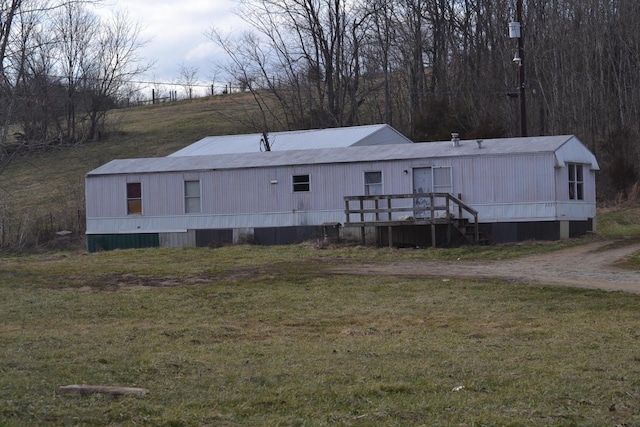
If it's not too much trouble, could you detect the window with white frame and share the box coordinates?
[184,180,201,213]
[293,174,310,192]
[127,183,142,215]
[364,171,383,195]
[568,163,584,200]
[433,167,452,194]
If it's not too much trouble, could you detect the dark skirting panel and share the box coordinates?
[485,221,560,243]
[569,219,593,238]
[195,229,233,247]
[253,226,324,245]
[487,220,593,243]
[517,221,561,241]
[482,223,517,243]
[87,233,159,252]
[377,220,595,247]
[377,224,460,248]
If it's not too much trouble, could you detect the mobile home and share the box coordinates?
[85,127,598,251]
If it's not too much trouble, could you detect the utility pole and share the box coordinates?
[509,0,527,137]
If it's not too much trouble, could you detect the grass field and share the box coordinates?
[2,240,640,426]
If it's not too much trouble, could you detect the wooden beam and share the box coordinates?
[58,385,149,396]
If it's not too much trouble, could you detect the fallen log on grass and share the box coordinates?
[58,385,148,396]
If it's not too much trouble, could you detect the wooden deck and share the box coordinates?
[343,193,479,248]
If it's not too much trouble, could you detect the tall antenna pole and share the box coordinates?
[516,0,527,137]
[509,0,527,137]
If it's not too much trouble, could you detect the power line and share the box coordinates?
[125,79,226,89]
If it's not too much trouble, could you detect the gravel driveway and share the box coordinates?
[335,240,640,294]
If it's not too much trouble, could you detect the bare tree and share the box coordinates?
[51,1,98,143]
[14,3,65,143]
[177,63,199,99]
[207,27,284,132]
[0,0,152,161]
[210,0,374,129]
[0,0,22,78]
[0,0,25,171]
[364,0,399,126]
[84,9,152,140]
[402,0,426,133]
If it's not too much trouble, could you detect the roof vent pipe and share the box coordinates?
[476,139,483,149]
[451,133,460,147]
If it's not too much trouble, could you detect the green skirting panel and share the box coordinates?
[87,233,160,252]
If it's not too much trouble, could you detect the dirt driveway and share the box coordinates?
[336,240,640,294]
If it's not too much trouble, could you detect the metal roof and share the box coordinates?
[168,124,412,156]
[87,134,598,176]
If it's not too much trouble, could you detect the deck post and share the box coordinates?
[388,225,393,248]
[430,194,435,220]
[359,199,365,245]
[431,223,436,248]
[475,214,479,243]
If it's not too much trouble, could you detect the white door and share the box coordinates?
[413,167,432,218]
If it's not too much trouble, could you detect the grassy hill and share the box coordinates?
[0,94,265,248]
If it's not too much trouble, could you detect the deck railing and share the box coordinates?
[343,193,479,246]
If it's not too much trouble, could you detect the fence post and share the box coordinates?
[430,194,435,219]
[359,198,365,245]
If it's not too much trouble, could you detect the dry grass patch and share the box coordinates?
[597,207,640,239]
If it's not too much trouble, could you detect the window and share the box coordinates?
[184,180,201,213]
[433,167,452,193]
[364,171,383,195]
[127,183,142,215]
[568,163,584,200]
[293,174,310,192]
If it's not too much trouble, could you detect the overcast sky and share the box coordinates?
[94,0,247,95]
